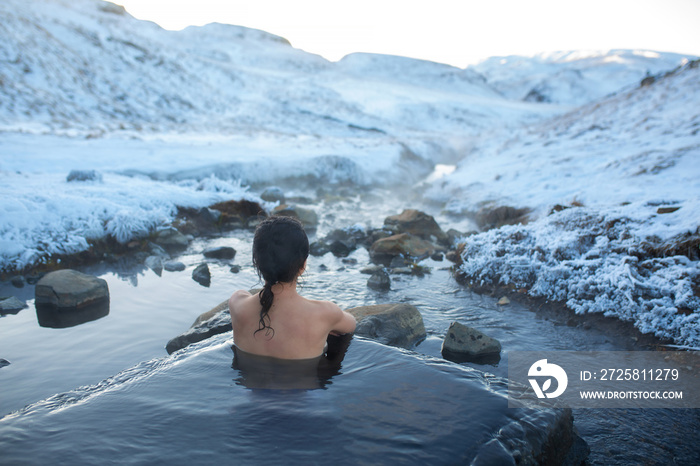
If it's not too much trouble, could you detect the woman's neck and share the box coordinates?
[270,280,298,297]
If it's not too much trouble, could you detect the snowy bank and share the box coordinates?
[458,205,700,347]
[443,62,700,347]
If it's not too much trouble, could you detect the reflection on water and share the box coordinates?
[0,335,572,465]
[35,299,110,328]
[232,335,351,390]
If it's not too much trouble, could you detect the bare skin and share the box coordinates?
[228,277,356,360]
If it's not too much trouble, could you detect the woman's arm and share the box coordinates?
[328,304,356,336]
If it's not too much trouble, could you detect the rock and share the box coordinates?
[389,255,408,268]
[640,75,656,87]
[147,242,169,258]
[348,303,426,348]
[657,206,681,214]
[442,322,502,363]
[273,204,318,228]
[0,358,10,368]
[309,241,330,256]
[261,186,285,204]
[25,273,45,285]
[164,261,186,272]
[209,199,266,227]
[360,265,384,275]
[497,296,510,306]
[0,296,27,313]
[329,240,352,258]
[229,265,241,273]
[384,209,448,243]
[370,233,437,263]
[66,169,102,182]
[166,300,231,354]
[446,228,471,244]
[367,269,391,291]
[10,276,25,288]
[203,246,236,260]
[35,269,109,309]
[192,264,211,287]
[391,267,413,275]
[144,255,163,276]
[475,205,530,230]
[430,252,444,261]
[154,227,191,251]
[196,207,221,224]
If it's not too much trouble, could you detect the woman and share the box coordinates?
[229,215,356,360]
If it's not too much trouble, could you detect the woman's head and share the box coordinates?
[252,215,309,285]
[251,215,309,337]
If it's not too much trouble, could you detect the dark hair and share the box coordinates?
[252,215,309,338]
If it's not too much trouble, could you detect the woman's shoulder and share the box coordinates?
[304,296,342,311]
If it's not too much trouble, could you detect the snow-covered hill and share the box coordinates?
[471,50,693,106]
[427,61,700,347]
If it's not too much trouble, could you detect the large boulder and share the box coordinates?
[35,269,109,309]
[384,209,447,243]
[348,303,426,349]
[370,233,438,263]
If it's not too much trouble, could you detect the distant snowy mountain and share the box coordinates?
[471,50,693,106]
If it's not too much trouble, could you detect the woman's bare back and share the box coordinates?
[229,284,356,360]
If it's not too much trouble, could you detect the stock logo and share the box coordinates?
[528,359,568,398]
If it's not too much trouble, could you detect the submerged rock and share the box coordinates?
[164,260,186,272]
[441,322,502,364]
[203,246,236,260]
[349,303,426,349]
[0,296,27,314]
[35,269,109,309]
[192,263,211,287]
[367,269,391,291]
[10,276,25,288]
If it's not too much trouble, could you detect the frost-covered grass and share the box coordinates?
[0,171,258,272]
[458,205,700,347]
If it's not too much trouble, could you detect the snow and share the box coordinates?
[0,0,698,345]
[430,62,700,346]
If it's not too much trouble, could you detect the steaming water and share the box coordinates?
[1,188,698,464]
